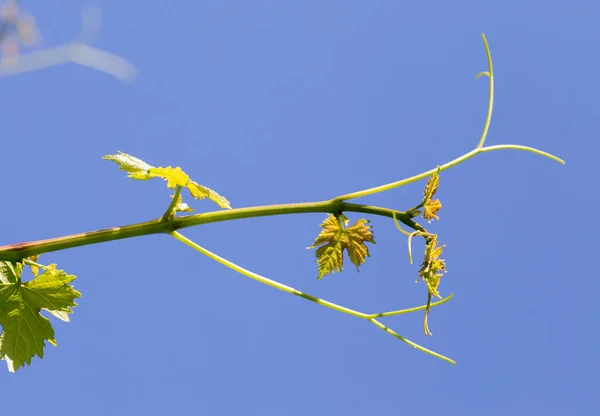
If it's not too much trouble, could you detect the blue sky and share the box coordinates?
[1,1,598,415]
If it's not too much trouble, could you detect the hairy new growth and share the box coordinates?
[308,214,376,279]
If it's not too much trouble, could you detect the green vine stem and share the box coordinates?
[0,203,415,262]
[335,145,563,202]
[160,185,183,221]
[22,258,50,271]
[392,212,429,264]
[334,34,564,202]
[170,231,457,365]
[0,135,564,262]
[476,33,494,148]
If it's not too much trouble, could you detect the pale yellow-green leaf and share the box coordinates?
[187,180,231,209]
[149,166,190,188]
[102,152,154,180]
[151,167,231,208]
[104,152,231,210]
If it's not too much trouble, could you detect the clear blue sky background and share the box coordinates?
[1,1,598,415]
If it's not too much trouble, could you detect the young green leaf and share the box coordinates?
[103,152,232,209]
[418,234,446,298]
[102,152,154,180]
[417,234,447,335]
[186,180,231,210]
[423,199,442,222]
[149,166,189,188]
[0,261,80,372]
[308,214,376,279]
[149,167,231,209]
[0,261,21,284]
[422,169,442,222]
[423,170,439,202]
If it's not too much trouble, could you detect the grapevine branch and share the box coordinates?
[0,37,563,261]
[0,34,565,369]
